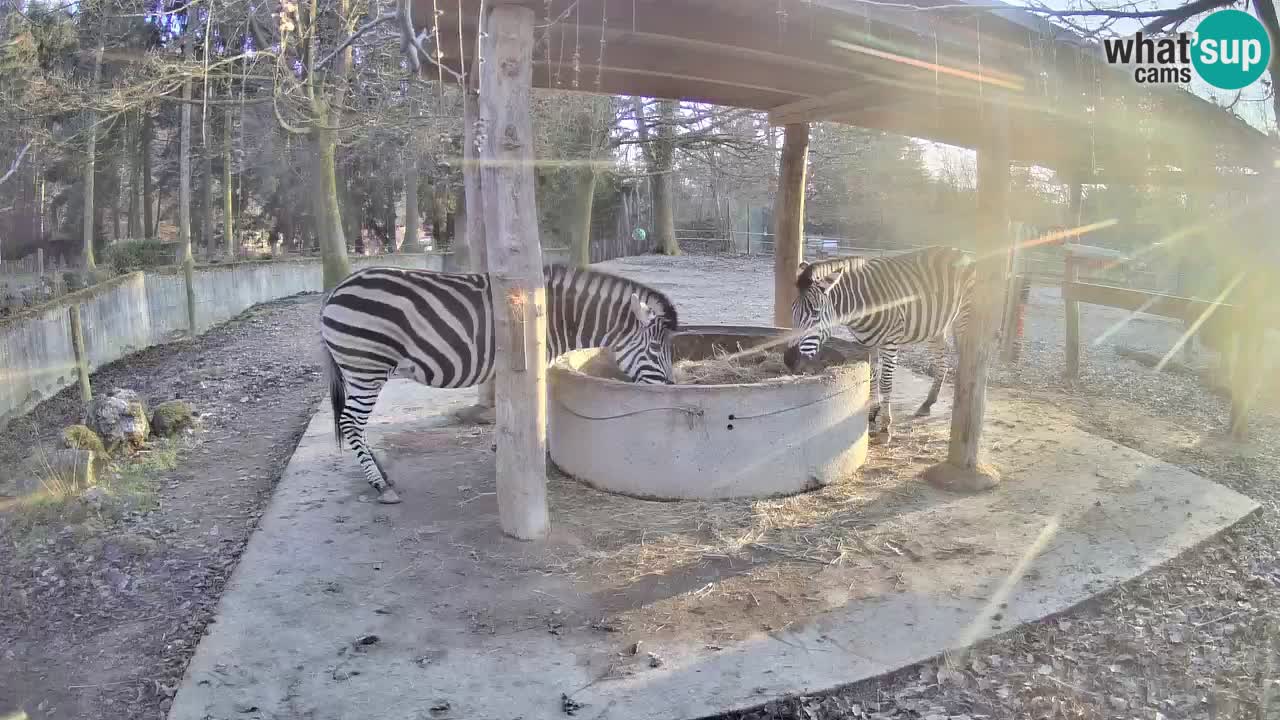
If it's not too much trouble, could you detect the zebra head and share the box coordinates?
[611,292,677,385]
[783,267,846,372]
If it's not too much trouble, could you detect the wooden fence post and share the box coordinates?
[37,248,45,276]
[69,304,92,404]
[478,2,549,541]
[1064,252,1081,379]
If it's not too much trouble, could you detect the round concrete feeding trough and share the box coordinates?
[547,325,872,501]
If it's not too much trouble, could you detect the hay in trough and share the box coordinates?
[674,345,798,385]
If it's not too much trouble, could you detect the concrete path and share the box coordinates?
[167,370,1258,720]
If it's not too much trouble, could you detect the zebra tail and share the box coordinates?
[324,341,346,450]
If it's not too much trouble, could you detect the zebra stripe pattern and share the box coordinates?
[321,263,679,503]
[783,246,975,443]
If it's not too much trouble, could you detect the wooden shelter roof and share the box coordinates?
[421,0,1278,186]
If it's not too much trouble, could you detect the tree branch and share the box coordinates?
[315,10,398,69]
[1140,0,1237,32]
[0,140,32,187]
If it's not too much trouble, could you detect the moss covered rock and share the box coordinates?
[151,400,196,438]
[86,389,150,455]
[62,424,108,457]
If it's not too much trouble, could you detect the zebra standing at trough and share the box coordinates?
[783,246,976,444]
[321,264,679,504]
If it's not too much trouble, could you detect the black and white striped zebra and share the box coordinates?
[321,264,679,503]
[783,246,975,443]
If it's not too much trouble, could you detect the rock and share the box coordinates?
[81,486,111,510]
[151,400,196,438]
[17,448,97,495]
[62,424,108,457]
[87,389,150,454]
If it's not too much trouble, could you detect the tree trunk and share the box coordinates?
[651,171,678,255]
[402,154,422,252]
[382,187,396,252]
[82,44,104,269]
[112,191,121,241]
[431,177,448,249]
[570,166,596,266]
[223,105,235,256]
[142,111,155,240]
[177,34,196,334]
[200,127,214,257]
[631,97,680,255]
[314,117,351,288]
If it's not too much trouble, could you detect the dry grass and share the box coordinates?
[544,427,945,589]
[674,346,799,385]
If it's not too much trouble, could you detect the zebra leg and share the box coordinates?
[339,374,401,504]
[915,336,952,417]
[867,347,883,427]
[871,346,898,445]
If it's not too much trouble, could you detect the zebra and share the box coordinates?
[320,263,679,504]
[782,246,976,444]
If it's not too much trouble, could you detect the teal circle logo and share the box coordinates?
[1192,9,1272,90]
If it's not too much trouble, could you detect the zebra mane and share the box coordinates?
[543,263,679,329]
[795,256,870,290]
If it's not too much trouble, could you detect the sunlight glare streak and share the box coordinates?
[1090,295,1162,348]
[1154,271,1247,374]
[1091,206,1250,275]
[829,39,1024,91]
[952,515,1060,655]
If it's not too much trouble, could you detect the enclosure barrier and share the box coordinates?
[0,252,480,428]
[1059,243,1267,438]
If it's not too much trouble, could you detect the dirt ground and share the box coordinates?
[3,253,1279,720]
[0,294,327,720]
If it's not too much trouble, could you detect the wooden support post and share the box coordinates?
[37,248,45,276]
[1228,276,1264,440]
[478,3,549,541]
[464,75,496,411]
[924,95,1009,493]
[1064,252,1081,379]
[68,304,92,404]
[999,224,1024,362]
[772,122,809,327]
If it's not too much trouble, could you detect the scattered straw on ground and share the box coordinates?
[542,422,955,589]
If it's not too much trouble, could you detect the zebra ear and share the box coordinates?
[814,268,844,295]
[629,293,653,323]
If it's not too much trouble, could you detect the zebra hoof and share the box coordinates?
[869,428,894,446]
[378,488,402,504]
[914,406,933,417]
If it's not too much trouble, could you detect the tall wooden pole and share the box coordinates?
[465,77,496,412]
[1063,181,1083,379]
[478,3,549,540]
[772,122,809,327]
[924,95,1010,493]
